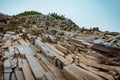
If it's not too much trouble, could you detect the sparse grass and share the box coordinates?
[4,21,20,31]
[28,28,44,36]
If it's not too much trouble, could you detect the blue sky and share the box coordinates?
[0,0,120,32]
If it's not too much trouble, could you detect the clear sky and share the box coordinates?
[0,0,120,32]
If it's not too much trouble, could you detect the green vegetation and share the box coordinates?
[28,28,42,36]
[48,12,66,20]
[0,18,7,24]
[4,21,20,31]
[16,11,42,16]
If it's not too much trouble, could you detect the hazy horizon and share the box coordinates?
[0,0,120,32]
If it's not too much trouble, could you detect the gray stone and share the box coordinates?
[93,39,104,44]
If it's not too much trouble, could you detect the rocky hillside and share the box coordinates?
[21,14,79,31]
[0,11,80,32]
[0,11,120,80]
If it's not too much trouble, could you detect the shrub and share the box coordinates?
[16,11,42,16]
[48,12,66,20]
